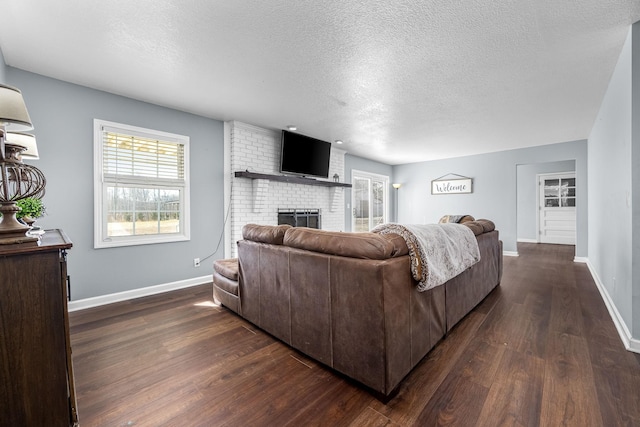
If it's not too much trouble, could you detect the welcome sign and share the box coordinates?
[431,177,473,195]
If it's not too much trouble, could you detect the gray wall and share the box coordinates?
[344,154,394,231]
[393,140,588,256]
[0,48,6,83]
[516,160,576,241]
[7,68,225,301]
[589,23,637,337]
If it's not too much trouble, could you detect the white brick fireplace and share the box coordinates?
[224,121,346,257]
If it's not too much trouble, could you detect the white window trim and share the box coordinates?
[93,119,191,249]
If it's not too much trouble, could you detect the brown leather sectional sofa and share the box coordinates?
[213,221,502,396]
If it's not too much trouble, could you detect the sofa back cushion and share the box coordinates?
[460,219,496,236]
[242,223,292,245]
[283,227,408,259]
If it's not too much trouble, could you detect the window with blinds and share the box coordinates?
[94,119,190,248]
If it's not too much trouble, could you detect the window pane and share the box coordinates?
[354,177,370,232]
[106,187,133,237]
[372,180,385,227]
[544,185,558,197]
[106,185,180,237]
[545,198,559,207]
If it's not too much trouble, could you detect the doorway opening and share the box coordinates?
[538,172,576,245]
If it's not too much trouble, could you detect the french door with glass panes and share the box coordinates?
[352,171,389,232]
[538,172,576,245]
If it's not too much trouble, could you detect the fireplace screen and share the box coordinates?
[277,209,321,229]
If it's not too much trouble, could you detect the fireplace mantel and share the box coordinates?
[234,171,352,188]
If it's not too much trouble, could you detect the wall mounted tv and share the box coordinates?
[280,130,331,179]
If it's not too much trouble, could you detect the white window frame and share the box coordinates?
[351,169,390,231]
[93,119,190,249]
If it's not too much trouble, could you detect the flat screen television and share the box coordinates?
[280,130,331,179]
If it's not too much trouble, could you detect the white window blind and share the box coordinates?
[102,128,185,183]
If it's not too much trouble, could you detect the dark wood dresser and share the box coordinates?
[0,229,78,426]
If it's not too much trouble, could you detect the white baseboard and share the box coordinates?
[573,256,588,263]
[517,238,538,243]
[68,274,213,312]
[586,260,640,354]
[503,251,519,257]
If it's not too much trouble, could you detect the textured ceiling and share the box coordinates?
[1,1,639,164]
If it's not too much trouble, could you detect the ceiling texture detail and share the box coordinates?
[1,1,639,164]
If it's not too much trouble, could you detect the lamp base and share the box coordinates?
[0,201,38,244]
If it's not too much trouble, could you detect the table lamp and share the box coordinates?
[0,84,46,243]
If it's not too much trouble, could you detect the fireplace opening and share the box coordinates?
[278,208,321,229]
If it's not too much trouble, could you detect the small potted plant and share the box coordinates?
[16,197,45,227]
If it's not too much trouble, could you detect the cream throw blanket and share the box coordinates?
[372,223,481,291]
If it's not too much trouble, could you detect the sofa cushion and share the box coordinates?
[242,224,292,245]
[213,258,239,281]
[382,233,410,257]
[283,227,408,259]
[213,272,239,297]
[462,222,484,236]
[475,219,495,232]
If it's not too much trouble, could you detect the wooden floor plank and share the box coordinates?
[68,243,640,426]
[348,407,401,427]
[540,331,603,427]
[283,379,375,427]
[414,374,488,426]
[476,348,545,427]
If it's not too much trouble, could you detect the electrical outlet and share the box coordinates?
[194,258,201,268]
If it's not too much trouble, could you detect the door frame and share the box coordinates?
[351,169,390,232]
[536,171,576,245]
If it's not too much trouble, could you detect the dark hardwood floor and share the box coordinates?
[69,243,640,426]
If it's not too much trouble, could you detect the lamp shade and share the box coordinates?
[6,132,39,159]
[0,84,33,131]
